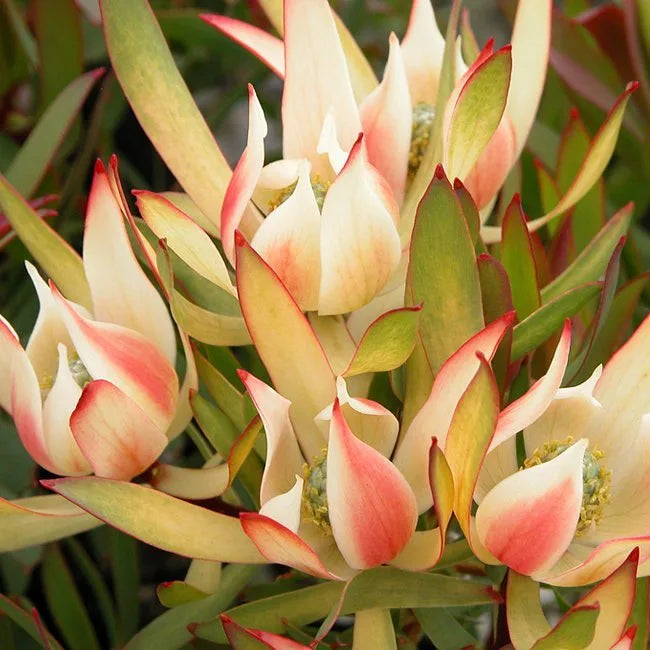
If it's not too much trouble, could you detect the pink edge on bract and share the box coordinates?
[393,311,515,513]
[0,315,57,472]
[281,0,360,167]
[70,380,168,481]
[360,33,411,203]
[326,400,417,570]
[237,370,305,505]
[318,135,401,315]
[50,284,178,432]
[221,84,267,265]
[200,14,285,78]
[489,319,571,452]
[611,627,638,650]
[475,439,587,577]
[84,160,177,365]
[240,513,336,579]
[220,614,310,649]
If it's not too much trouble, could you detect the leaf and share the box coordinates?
[235,234,335,462]
[511,283,602,361]
[352,609,396,650]
[100,0,236,232]
[556,109,605,253]
[194,567,500,643]
[6,70,102,198]
[125,564,257,650]
[532,606,599,650]
[33,0,84,108]
[156,241,250,346]
[500,195,541,320]
[403,166,484,424]
[0,174,91,308]
[414,608,478,649]
[157,581,208,608]
[566,238,624,383]
[63,538,119,648]
[444,46,512,181]
[506,571,552,649]
[628,578,649,650]
[44,477,267,564]
[525,83,638,232]
[344,306,421,376]
[41,546,100,650]
[541,203,632,302]
[0,495,101,553]
[194,349,247,430]
[109,529,140,643]
[0,596,63,649]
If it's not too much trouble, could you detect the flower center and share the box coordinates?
[522,437,611,536]
[268,174,331,213]
[39,354,92,401]
[408,102,435,181]
[302,449,331,535]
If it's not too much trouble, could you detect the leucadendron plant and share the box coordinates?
[0,0,647,647]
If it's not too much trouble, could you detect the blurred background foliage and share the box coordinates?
[0,0,649,647]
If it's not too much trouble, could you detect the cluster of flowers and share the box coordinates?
[0,0,646,646]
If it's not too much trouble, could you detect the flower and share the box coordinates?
[205,0,550,221]
[474,314,650,586]
[0,160,192,480]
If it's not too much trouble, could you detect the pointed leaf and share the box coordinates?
[0,174,91,308]
[6,69,102,197]
[344,306,421,377]
[100,0,237,232]
[43,477,266,564]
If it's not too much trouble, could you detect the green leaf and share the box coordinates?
[587,274,649,368]
[63,537,119,648]
[0,174,91,308]
[157,581,208,608]
[525,84,638,233]
[0,495,101,553]
[511,283,602,361]
[0,596,63,650]
[33,0,83,109]
[403,167,483,425]
[414,608,478,649]
[195,567,499,643]
[42,546,100,650]
[195,349,247,430]
[100,0,235,231]
[344,306,421,377]
[125,564,257,650]
[110,529,140,643]
[566,238,624,383]
[556,110,605,253]
[156,241,250,346]
[505,571,551,649]
[541,203,632,302]
[6,70,102,198]
[45,478,266,565]
[532,606,599,650]
[352,609,396,650]
[444,46,512,181]
[477,254,513,393]
[500,195,541,320]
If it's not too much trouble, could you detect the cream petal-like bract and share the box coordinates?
[476,440,587,577]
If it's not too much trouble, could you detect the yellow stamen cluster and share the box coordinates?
[302,448,331,535]
[522,437,611,536]
[267,174,331,213]
[408,102,435,181]
[39,354,92,401]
